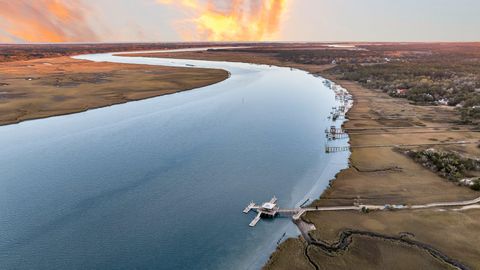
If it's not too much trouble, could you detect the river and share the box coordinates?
[0,49,349,269]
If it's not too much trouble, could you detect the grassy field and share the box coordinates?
[0,56,228,125]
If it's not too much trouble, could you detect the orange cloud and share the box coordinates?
[0,0,97,42]
[158,0,289,41]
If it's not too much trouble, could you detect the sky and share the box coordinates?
[0,0,479,43]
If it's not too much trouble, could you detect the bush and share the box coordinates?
[471,180,480,191]
[408,149,480,181]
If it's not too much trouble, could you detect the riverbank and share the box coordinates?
[125,48,480,269]
[0,56,228,126]
[265,73,480,270]
[3,45,478,269]
[2,47,352,270]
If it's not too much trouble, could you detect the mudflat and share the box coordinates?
[0,56,228,126]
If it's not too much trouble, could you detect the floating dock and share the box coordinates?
[249,212,262,227]
[243,202,255,213]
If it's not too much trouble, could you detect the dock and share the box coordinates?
[243,202,255,213]
[325,145,350,153]
[244,196,480,227]
[325,126,349,140]
[323,81,353,150]
[243,197,390,227]
[325,140,480,153]
[249,212,262,227]
[243,197,317,227]
[243,196,280,227]
[292,209,307,220]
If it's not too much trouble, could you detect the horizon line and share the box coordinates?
[1,41,480,45]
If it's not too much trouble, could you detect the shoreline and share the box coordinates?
[1,48,355,270]
[73,50,356,270]
[142,48,478,269]
[0,70,230,128]
[3,47,479,268]
[109,50,371,268]
[265,68,480,269]
[0,55,229,127]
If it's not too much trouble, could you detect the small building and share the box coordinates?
[260,202,279,218]
[396,88,408,96]
[244,196,280,226]
[261,202,275,210]
[436,98,449,106]
[460,177,478,186]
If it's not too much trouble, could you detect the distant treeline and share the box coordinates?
[0,42,251,63]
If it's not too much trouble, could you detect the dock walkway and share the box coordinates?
[244,196,480,227]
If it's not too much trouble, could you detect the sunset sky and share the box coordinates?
[0,0,479,43]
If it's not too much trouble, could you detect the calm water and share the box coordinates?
[0,50,349,269]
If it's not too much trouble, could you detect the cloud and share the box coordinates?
[157,0,289,41]
[0,0,98,42]
[0,0,289,43]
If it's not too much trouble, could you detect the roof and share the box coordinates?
[262,202,276,210]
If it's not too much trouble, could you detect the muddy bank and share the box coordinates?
[0,56,228,126]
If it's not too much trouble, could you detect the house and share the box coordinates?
[436,98,449,106]
[396,88,408,96]
[460,177,479,186]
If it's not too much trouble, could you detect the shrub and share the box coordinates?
[471,180,480,191]
[408,149,480,181]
